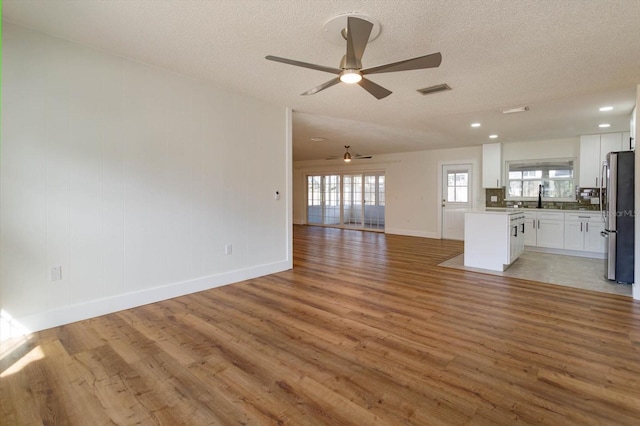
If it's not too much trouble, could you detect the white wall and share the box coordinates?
[1,23,292,335]
[293,145,482,239]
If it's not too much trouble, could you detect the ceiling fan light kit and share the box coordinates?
[325,145,372,161]
[266,14,442,99]
[339,69,362,84]
[344,145,352,162]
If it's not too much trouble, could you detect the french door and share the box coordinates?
[307,173,385,231]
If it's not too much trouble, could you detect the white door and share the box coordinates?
[442,164,472,240]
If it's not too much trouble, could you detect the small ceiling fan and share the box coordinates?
[326,146,372,162]
[266,16,442,99]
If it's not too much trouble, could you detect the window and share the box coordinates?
[447,171,469,203]
[364,175,385,206]
[506,159,575,200]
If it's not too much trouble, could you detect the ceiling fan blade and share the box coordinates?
[265,55,342,75]
[362,52,442,75]
[358,78,392,99]
[354,155,373,159]
[345,17,373,69]
[301,77,341,96]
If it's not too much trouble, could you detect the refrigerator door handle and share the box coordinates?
[608,153,618,232]
[600,162,607,220]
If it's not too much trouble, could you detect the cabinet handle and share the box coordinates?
[580,222,583,232]
[521,223,525,233]
[586,222,589,232]
[513,226,518,237]
[496,179,499,187]
[596,177,598,186]
[538,220,541,228]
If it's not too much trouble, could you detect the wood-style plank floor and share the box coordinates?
[2,225,640,425]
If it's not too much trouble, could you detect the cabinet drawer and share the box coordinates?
[537,212,563,221]
[564,212,602,222]
[564,213,600,222]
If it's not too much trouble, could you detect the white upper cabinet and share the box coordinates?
[578,132,627,188]
[622,131,632,151]
[482,143,502,188]
[600,132,622,158]
[579,135,601,188]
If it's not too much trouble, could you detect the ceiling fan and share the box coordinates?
[265,16,442,99]
[326,146,372,162]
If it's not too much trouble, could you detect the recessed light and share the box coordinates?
[471,123,481,128]
[310,137,327,142]
[489,134,498,139]
[599,123,611,128]
[599,106,613,112]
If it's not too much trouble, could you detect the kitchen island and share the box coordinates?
[464,209,526,271]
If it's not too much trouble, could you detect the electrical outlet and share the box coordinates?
[225,244,232,255]
[51,266,62,281]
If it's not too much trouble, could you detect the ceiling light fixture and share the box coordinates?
[501,106,529,114]
[471,123,481,128]
[599,123,611,128]
[489,134,498,139]
[310,137,327,142]
[340,69,363,84]
[599,106,614,112]
[343,145,352,162]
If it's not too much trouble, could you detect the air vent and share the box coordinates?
[417,83,451,95]
[501,106,529,114]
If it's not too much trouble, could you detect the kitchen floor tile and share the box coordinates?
[439,251,633,297]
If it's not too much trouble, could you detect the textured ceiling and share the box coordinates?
[3,1,640,160]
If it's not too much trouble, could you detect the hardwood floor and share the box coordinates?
[2,225,640,425]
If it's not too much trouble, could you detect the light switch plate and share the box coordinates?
[490,195,498,202]
[591,197,600,204]
[51,266,62,281]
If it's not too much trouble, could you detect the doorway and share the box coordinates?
[441,164,472,240]
[307,172,385,231]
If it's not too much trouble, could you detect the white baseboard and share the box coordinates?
[385,228,441,239]
[14,260,292,335]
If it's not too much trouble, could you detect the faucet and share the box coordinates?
[537,184,543,208]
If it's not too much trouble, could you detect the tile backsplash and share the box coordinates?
[485,187,603,210]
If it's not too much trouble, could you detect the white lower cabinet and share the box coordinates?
[523,211,564,249]
[523,212,537,246]
[464,211,525,271]
[564,212,605,253]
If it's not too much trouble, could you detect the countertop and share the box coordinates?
[468,209,522,215]
[486,207,600,213]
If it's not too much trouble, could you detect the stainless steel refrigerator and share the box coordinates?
[602,151,635,283]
